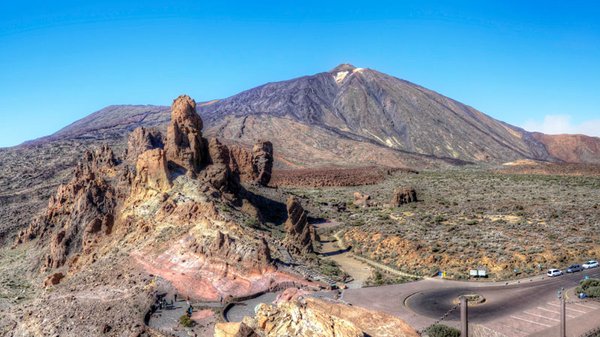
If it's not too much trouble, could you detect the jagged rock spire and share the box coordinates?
[165,95,205,177]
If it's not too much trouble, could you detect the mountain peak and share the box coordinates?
[330,63,357,73]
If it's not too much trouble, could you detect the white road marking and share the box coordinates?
[547,302,587,314]
[536,306,576,318]
[573,302,599,310]
[523,311,559,322]
[537,306,558,314]
[510,315,553,327]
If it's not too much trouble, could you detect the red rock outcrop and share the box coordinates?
[284,197,315,254]
[125,126,164,163]
[390,187,417,207]
[271,167,413,187]
[199,231,272,272]
[165,95,206,177]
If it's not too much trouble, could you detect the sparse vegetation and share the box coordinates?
[179,314,194,327]
[425,324,461,337]
[577,278,600,298]
[280,170,600,281]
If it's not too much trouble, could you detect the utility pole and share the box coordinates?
[460,296,468,337]
[559,287,566,337]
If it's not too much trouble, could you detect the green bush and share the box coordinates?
[243,218,260,228]
[576,278,600,296]
[179,314,194,328]
[425,324,461,337]
[587,286,600,298]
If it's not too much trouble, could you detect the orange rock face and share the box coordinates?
[132,148,171,195]
[165,95,206,177]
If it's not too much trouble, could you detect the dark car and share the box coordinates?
[566,264,583,273]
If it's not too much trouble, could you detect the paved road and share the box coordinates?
[342,268,600,336]
[405,269,600,321]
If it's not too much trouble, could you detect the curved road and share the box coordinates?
[342,268,600,335]
[406,269,600,322]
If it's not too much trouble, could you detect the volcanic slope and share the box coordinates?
[3,64,600,240]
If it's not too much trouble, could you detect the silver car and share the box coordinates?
[583,260,599,269]
[547,269,563,277]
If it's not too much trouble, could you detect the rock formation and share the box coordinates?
[15,146,118,270]
[228,141,274,186]
[227,144,255,182]
[390,187,417,206]
[125,126,164,163]
[44,272,64,287]
[165,95,205,177]
[10,95,290,336]
[132,148,171,195]
[203,138,238,191]
[198,231,272,272]
[216,298,364,337]
[353,192,371,208]
[252,141,273,186]
[214,296,420,337]
[283,196,315,254]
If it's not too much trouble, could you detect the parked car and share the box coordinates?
[566,264,583,273]
[547,269,563,277]
[583,260,599,269]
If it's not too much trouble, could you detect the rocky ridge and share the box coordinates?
[6,95,297,337]
[3,64,600,244]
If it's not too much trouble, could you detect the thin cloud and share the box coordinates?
[522,114,600,137]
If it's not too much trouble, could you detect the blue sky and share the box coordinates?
[1,1,599,147]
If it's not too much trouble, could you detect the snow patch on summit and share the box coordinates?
[334,71,349,84]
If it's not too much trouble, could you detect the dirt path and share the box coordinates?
[333,231,421,279]
[320,238,373,288]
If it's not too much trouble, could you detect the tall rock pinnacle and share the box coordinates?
[165,95,205,177]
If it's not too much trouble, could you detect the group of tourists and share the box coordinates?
[152,292,194,317]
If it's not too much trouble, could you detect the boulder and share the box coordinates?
[44,272,64,287]
[390,187,417,206]
[353,192,371,208]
